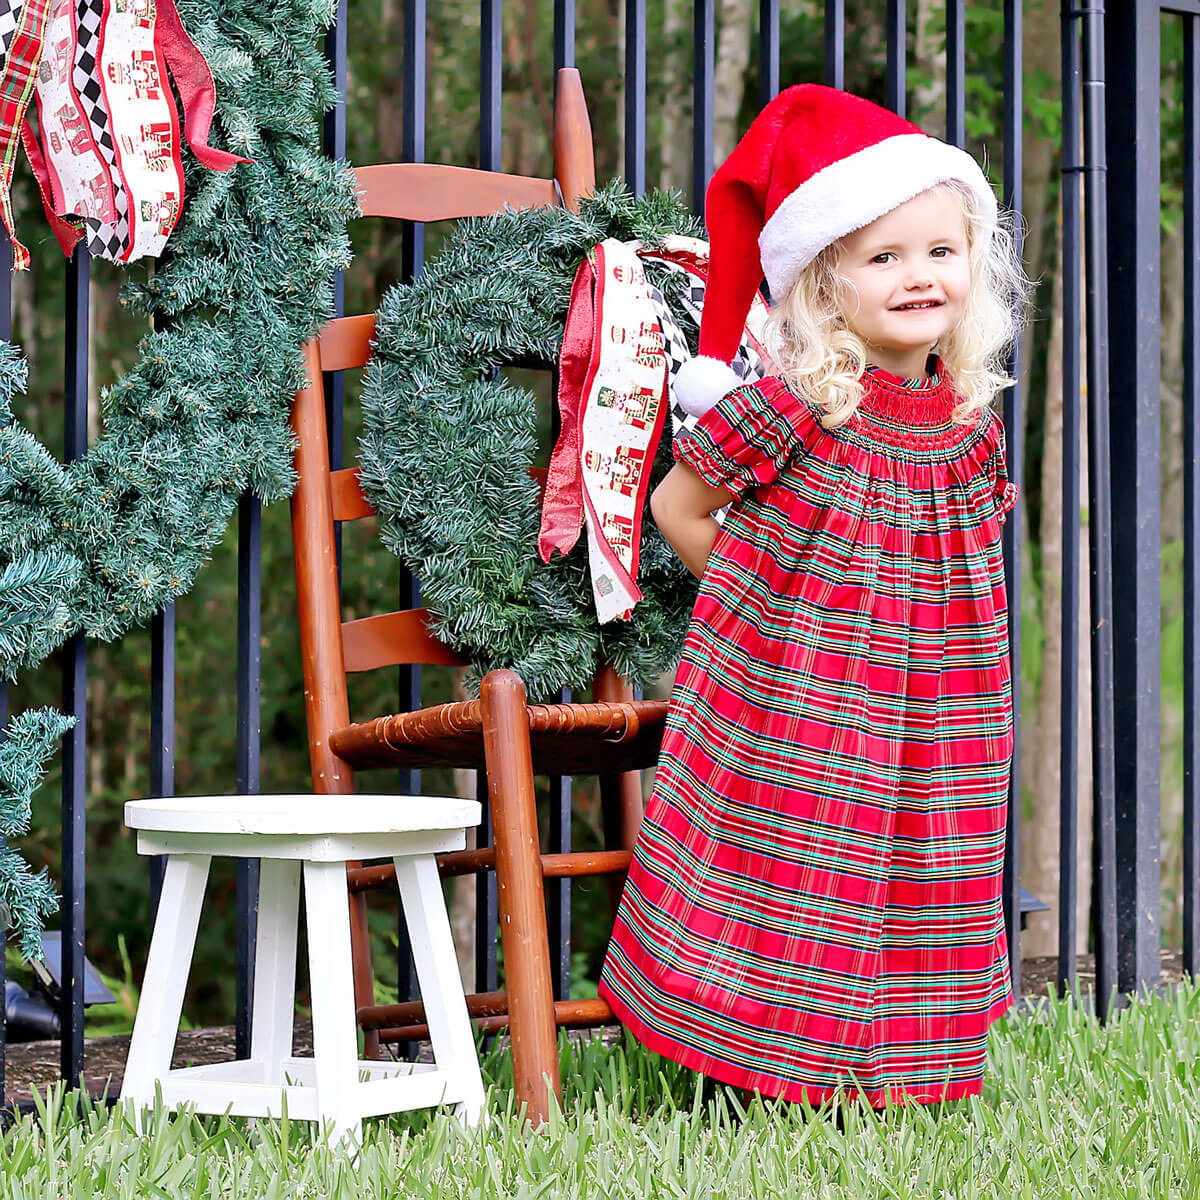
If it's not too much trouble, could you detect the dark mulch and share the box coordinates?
[4,951,1194,1106]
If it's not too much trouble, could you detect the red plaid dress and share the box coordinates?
[598,362,1017,1108]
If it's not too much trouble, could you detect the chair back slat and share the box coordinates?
[356,164,558,222]
[331,468,374,521]
[292,66,596,741]
[342,609,468,673]
[318,314,377,373]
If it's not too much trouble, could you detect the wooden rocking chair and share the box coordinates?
[289,68,667,1125]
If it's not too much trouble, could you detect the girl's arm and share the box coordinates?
[650,463,735,580]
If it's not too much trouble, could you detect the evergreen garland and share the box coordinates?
[0,0,354,954]
[359,182,703,702]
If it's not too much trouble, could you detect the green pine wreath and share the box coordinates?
[0,0,354,953]
[358,182,704,702]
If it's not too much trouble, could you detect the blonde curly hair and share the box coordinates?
[763,179,1033,428]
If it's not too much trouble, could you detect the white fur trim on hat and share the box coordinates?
[674,355,744,418]
[758,132,997,299]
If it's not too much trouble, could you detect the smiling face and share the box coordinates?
[834,186,971,379]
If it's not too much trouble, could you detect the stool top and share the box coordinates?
[124,794,481,837]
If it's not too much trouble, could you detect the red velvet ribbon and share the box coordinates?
[153,0,248,172]
[19,120,84,257]
[537,255,596,562]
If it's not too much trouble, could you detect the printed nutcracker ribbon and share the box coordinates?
[2,0,243,267]
[538,235,772,623]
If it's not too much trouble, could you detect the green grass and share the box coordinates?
[5,982,1200,1198]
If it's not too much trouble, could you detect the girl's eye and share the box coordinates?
[871,252,894,264]
[931,246,952,257]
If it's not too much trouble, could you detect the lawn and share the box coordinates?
[3,982,1200,1199]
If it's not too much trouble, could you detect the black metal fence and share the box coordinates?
[0,0,1193,1096]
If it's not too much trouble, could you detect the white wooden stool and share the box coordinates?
[120,794,484,1146]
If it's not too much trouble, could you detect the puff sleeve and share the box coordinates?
[672,379,809,500]
[986,413,1019,524]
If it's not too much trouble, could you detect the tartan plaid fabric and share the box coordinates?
[0,0,50,269]
[599,364,1018,1108]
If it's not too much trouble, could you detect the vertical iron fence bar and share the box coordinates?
[759,0,779,108]
[475,786,498,993]
[475,3,502,1003]
[885,0,906,116]
[148,289,172,921]
[149,607,174,917]
[547,696,571,1002]
[945,0,965,146]
[323,0,347,568]
[481,0,502,170]
[0,235,10,1101]
[317,0,345,1063]
[1058,0,1083,999]
[549,17,577,1009]
[393,0,427,1041]
[1104,0,1161,995]
[547,0,573,995]
[402,0,426,281]
[1001,0,1023,997]
[824,0,845,90]
[398,0,425,765]
[61,247,89,1089]
[555,0,575,70]
[1083,0,1118,1020]
[626,0,646,194]
[1183,12,1200,980]
[235,496,262,1059]
[692,0,715,213]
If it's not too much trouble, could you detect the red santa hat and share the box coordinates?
[676,84,997,417]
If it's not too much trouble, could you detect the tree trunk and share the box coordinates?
[1022,210,1064,957]
[1020,202,1094,959]
[449,765,478,990]
[911,0,946,130]
[659,0,689,191]
[1160,220,1185,545]
[1159,219,1185,941]
[712,0,753,164]
[1013,0,1067,957]
[1017,0,1064,380]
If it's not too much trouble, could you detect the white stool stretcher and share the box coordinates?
[120,794,485,1146]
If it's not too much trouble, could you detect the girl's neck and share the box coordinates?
[863,344,937,380]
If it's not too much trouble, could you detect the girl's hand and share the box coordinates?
[650,463,735,580]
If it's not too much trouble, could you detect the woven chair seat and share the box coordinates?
[329,697,668,774]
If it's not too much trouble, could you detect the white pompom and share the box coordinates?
[673,356,745,418]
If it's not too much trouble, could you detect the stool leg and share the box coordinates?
[250,858,301,1085]
[122,854,211,1122]
[303,859,362,1149]
[394,854,487,1126]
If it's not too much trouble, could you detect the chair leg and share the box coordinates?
[593,666,645,909]
[394,854,486,1125]
[479,669,559,1126]
[122,854,211,1120]
[347,883,381,1059]
[250,858,301,1083]
[303,859,364,1149]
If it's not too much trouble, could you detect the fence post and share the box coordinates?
[1104,0,1162,995]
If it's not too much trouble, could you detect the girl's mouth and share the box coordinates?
[892,300,944,311]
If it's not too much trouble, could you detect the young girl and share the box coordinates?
[597,84,1032,1110]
